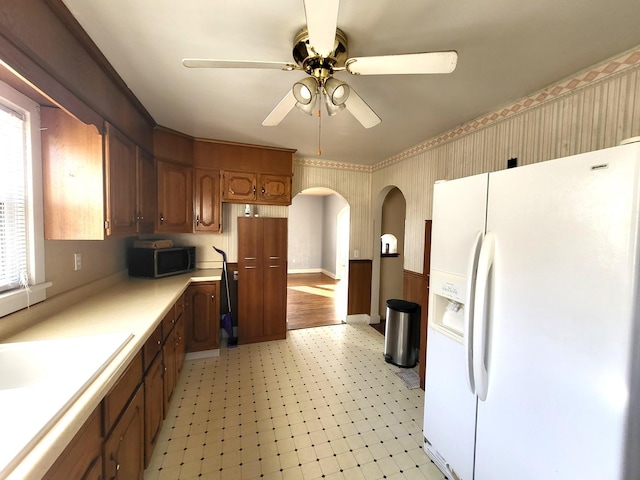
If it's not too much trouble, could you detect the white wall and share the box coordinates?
[288,195,324,271]
[321,194,348,276]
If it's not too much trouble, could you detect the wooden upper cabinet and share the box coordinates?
[195,169,221,232]
[136,147,156,234]
[196,139,295,206]
[259,174,291,205]
[41,108,147,239]
[222,171,292,205]
[105,123,137,237]
[222,170,257,202]
[156,160,193,233]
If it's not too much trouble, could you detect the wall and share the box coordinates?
[321,194,348,277]
[293,160,372,260]
[45,238,128,298]
[372,45,640,274]
[288,195,324,271]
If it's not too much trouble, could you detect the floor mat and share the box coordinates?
[395,369,421,389]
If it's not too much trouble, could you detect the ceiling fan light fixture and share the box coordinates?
[324,95,346,116]
[295,97,317,116]
[293,77,318,105]
[324,77,350,105]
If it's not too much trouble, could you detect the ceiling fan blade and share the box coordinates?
[344,88,381,129]
[303,0,340,57]
[262,90,297,126]
[183,58,298,71]
[346,51,458,75]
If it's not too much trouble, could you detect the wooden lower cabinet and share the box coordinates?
[103,386,144,480]
[185,282,220,351]
[42,407,103,480]
[238,217,288,343]
[144,351,164,468]
[44,294,193,478]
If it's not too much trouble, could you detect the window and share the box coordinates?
[0,80,48,317]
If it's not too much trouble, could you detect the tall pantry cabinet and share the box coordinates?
[237,217,288,344]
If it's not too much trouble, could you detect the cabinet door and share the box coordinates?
[238,218,264,343]
[136,147,156,234]
[222,170,256,202]
[263,218,288,261]
[263,260,287,339]
[105,123,138,237]
[263,218,288,339]
[259,174,292,205]
[175,313,186,374]
[185,283,220,352]
[43,407,102,480]
[162,327,177,416]
[144,352,164,468]
[41,107,106,240]
[103,386,144,480]
[195,169,221,232]
[157,160,193,233]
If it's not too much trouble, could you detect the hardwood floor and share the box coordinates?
[286,273,343,330]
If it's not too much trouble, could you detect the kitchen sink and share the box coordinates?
[0,332,132,477]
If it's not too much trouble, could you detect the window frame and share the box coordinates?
[0,80,49,317]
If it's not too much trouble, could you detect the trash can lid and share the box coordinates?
[385,299,419,313]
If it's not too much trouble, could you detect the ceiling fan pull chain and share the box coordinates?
[317,88,322,156]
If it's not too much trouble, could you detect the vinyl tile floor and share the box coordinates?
[144,324,445,480]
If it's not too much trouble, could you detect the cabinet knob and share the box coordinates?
[211,294,215,300]
[195,215,200,226]
[160,213,164,223]
[157,340,161,345]
[253,185,256,194]
[261,187,266,195]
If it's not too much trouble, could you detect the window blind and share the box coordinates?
[0,103,27,294]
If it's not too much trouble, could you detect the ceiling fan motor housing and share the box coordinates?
[293,27,348,79]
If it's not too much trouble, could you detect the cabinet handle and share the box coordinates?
[160,213,164,224]
[244,257,256,260]
[244,266,257,269]
[269,265,281,268]
[269,256,280,260]
[109,452,120,479]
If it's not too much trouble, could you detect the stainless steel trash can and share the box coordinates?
[384,299,420,368]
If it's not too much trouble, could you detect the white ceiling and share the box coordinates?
[61,0,640,165]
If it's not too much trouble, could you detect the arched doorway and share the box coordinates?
[370,185,407,324]
[286,188,350,329]
[378,187,406,322]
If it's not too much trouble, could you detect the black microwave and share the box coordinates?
[128,246,196,278]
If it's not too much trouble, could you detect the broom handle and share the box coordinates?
[213,246,232,312]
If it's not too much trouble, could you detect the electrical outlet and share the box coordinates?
[354,250,359,258]
[74,252,82,271]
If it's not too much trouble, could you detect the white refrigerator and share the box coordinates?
[423,142,640,480]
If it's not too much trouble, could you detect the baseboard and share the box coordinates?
[321,269,339,280]
[346,314,371,324]
[287,268,322,274]
[185,349,220,360]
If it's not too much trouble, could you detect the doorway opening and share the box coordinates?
[286,188,350,330]
[370,186,407,335]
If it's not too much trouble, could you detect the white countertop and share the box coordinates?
[0,269,222,480]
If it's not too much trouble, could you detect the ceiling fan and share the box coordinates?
[182,0,457,132]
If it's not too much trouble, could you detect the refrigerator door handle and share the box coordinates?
[464,231,483,394]
[473,231,495,402]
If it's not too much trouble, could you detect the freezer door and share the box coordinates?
[423,173,488,480]
[430,174,489,276]
[474,144,640,480]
